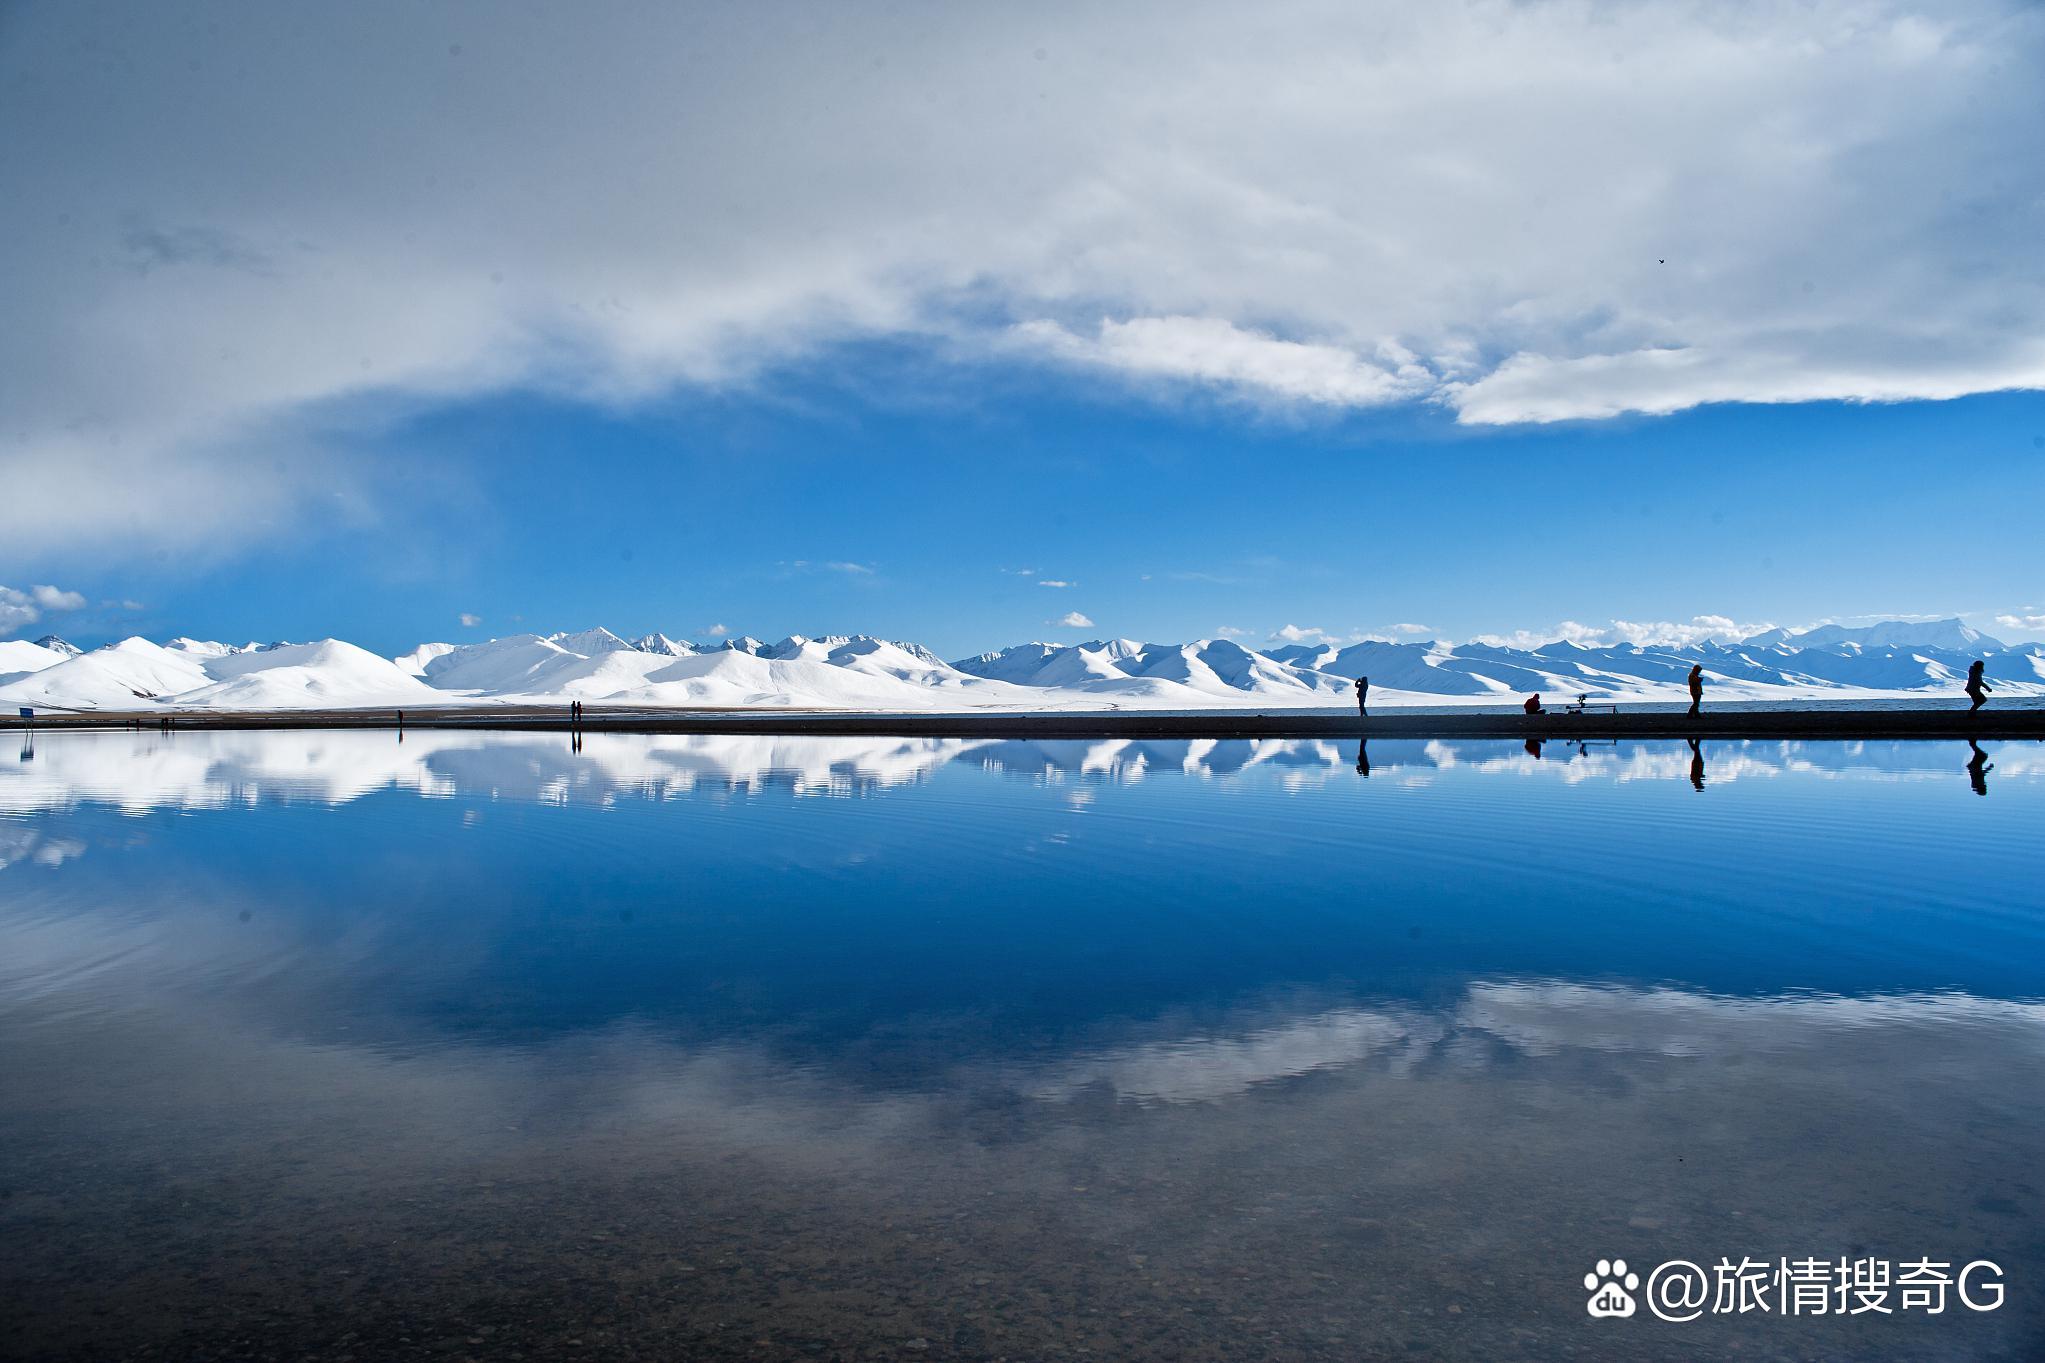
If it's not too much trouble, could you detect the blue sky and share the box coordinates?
[21,362,2043,659]
[4,1,2043,657]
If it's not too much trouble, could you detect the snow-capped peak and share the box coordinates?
[630,633,696,657]
[547,627,635,656]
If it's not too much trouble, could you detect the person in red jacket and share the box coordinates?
[1523,693,1543,715]
[1687,663,1704,716]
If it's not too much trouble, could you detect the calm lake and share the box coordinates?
[3,730,2041,1361]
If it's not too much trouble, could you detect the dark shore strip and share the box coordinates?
[8,706,2045,740]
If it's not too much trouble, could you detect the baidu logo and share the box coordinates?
[1582,1253,2006,1322]
[1585,1259,1640,1318]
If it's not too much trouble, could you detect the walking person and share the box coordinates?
[1686,663,1704,717]
[1965,659,1991,712]
[1354,675,1369,719]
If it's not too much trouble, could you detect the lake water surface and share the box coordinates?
[3,730,2042,1361]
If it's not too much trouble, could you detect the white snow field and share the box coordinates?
[0,620,2039,713]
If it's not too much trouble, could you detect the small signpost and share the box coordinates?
[16,707,31,727]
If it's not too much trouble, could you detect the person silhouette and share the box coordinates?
[1688,736,1706,792]
[1354,675,1369,719]
[1967,739,1993,796]
[1354,738,1370,777]
[1687,663,1704,717]
[1523,693,1544,715]
[1965,659,1991,712]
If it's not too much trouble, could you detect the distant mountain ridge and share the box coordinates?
[1741,618,2003,652]
[2,618,2038,712]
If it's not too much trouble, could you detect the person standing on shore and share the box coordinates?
[1354,676,1369,719]
[1687,663,1704,716]
[1966,659,1991,711]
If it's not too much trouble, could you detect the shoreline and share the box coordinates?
[8,704,2045,741]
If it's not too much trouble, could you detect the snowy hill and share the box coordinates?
[0,638,216,709]
[0,637,435,711]
[394,641,458,675]
[176,640,442,708]
[1,638,77,684]
[419,633,584,692]
[1,619,2038,712]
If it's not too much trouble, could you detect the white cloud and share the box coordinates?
[1037,579,1074,588]
[1215,625,1253,639]
[5,1,2044,553]
[1271,624,1336,645]
[1996,613,2045,632]
[1469,616,1774,649]
[1448,345,2045,426]
[0,584,87,638]
[1013,317,1430,408]
[780,560,876,577]
[1607,616,1778,647]
[704,623,730,638]
[1387,623,1432,636]
[1055,611,1095,629]
[458,612,482,628]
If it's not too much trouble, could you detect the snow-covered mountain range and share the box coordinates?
[1,619,2039,713]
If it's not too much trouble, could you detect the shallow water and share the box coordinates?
[3,730,2042,1361]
